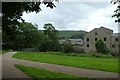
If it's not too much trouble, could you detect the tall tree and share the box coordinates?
[2,1,58,49]
[38,23,61,52]
[43,23,58,40]
[17,22,41,49]
[111,0,120,23]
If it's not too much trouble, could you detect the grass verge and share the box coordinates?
[0,50,10,55]
[13,52,118,72]
[15,64,89,80]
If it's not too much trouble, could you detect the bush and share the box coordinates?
[38,36,62,52]
[63,42,73,53]
[95,39,110,54]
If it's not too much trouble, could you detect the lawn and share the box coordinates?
[13,52,118,72]
[0,50,10,55]
[0,50,1,54]
[15,64,88,79]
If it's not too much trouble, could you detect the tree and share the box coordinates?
[95,39,110,54]
[3,22,41,50]
[111,0,120,23]
[2,1,57,28]
[17,22,41,49]
[43,23,58,40]
[2,1,58,49]
[63,39,73,53]
[38,23,61,52]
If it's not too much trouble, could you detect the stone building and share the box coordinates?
[111,33,120,53]
[84,26,119,54]
[59,39,84,52]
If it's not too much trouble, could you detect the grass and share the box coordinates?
[0,50,1,54]
[13,52,119,73]
[46,52,115,58]
[0,50,10,55]
[15,64,88,80]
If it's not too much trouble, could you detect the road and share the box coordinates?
[1,52,119,79]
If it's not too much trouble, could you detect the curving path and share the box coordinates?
[2,52,119,79]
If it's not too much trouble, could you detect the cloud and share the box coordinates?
[22,2,118,33]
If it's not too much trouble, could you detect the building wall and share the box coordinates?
[84,27,113,53]
[59,39,84,52]
[111,36,120,53]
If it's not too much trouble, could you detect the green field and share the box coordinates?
[58,30,86,39]
[13,52,118,72]
[15,64,88,79]
[39,30,86,39]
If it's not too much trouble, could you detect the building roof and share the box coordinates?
[89,26,113,33]
[112,33,120,37]
[100,26,113,32]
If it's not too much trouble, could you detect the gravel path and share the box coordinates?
[2,52,119,79]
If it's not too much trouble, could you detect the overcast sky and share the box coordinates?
[22,0,118,33]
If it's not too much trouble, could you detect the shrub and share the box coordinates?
[95,39,110,54]
[63,40,73,53]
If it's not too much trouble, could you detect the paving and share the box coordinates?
[1,52,119,78]
[2,52,29,79]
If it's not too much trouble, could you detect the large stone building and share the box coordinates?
[59,39,84,52]
[84,26,120,54]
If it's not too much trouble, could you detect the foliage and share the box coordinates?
[2,1,58,50]
[111,0,120,23]
[17,22,41,50]
[95,39,110,54]
[63,39,73,53]
[43,23,58,40]
[3,22,41,50]
[38,23,61,52]
[58,30,86,39]
[13,52,118,72]
[15,65,82,79]
[70,33,84,40]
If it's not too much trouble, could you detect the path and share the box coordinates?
[2,52,119,78]
[2,52,29,79]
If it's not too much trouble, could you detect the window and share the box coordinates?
[104,37,107,41]
[95,32,98,36]
[119,44,120,48]
[112,45,115,48]
[116,38,118,41]
[87,44,89,47]
[95,38,98,41]
[87,38,89,41]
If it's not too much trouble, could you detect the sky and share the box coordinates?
[21,0,118,33]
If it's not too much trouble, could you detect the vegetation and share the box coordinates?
[95,40,110,54]
[3,22,41,50]
[13,52,118,72]
[111,0,120,23]
[0,50,11,54]
[58,30,86,39]
[39,30,87,40]
[63,39,73,53]
[0,51,1,54]
[2,22,61,52]
[15,64,88,79]
[37,23,61,52]
[2,1,58,50]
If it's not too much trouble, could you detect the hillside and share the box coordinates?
[58,30,87,39]
[39,30,87,40]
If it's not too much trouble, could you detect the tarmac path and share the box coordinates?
[1,52,119,79]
